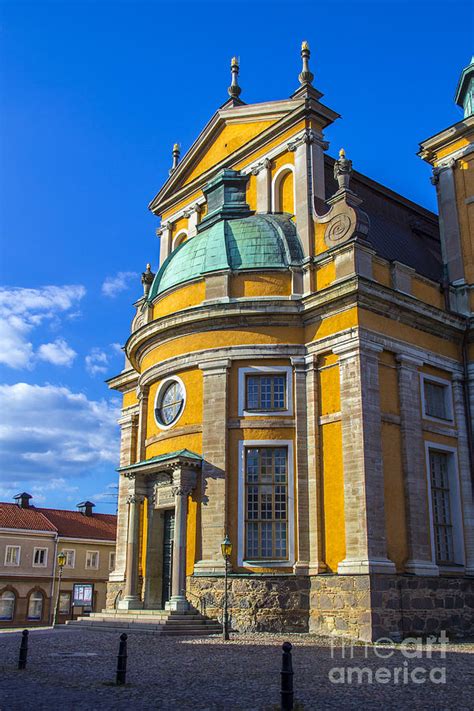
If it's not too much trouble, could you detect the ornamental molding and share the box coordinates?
[126,494,145,505]
[287,128,328,152]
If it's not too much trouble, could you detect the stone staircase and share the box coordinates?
[66,608,222,636]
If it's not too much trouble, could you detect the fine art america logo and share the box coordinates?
[328,631,448,685]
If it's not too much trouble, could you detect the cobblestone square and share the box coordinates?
[0,627,473,710]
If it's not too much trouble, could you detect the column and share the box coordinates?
[433,163,464,283]
[334,339,395,575]
[254,159,272,213]
[143,496,161,607]
[118,493,144,609]
[194,359,230,575]
[397,354,438,575]
[157,221,172,266]
[452,375,474,575]
[186,204,202,238]
[304,354,325,573]
[291,137,312,258]
[165,482,192,611]
[136,385,149,463]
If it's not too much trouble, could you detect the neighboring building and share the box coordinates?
[106,47,474,641]
[0,494,116,627]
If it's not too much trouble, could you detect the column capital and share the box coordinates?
[117,410,139,428]
[199,358,231,374]
[126,494,145,505]
[156,221,172,237]
[333,338,383,361]
[290,356,306,371]
[396,353,424,368]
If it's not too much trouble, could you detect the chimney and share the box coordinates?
[77,501,95,517]
[14,492,32,509]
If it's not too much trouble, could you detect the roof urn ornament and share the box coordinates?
[169,143,180,175]
[141,263,155,297]
[334,148,353,191]
[228,56,242,100]
[298,40,314,86]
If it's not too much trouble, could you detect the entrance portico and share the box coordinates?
[116,450,201,611]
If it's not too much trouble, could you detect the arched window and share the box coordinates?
[172,230,188,251]
[0,590,15,621]
[272,166,295,215]
[27,591,43,620]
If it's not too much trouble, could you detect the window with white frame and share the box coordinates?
[238,367,292,417]
[62,549,75,568]
[27,591,43,620]
[86,550,99,569]
[109,551,116,571]
[426,445,464,567]
[4,545,21,566]
[33,548,48,567]
[245,446,288,561]
[421,374,453,422]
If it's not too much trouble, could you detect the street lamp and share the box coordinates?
[221,535,232,641]
[53,551,67,626]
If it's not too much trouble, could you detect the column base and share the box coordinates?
[117,596,144,610]
[193,559,227,576]
[293,560,327,575]
[165,595,190,612]
[337,557,396,575]
[404,559,440,576]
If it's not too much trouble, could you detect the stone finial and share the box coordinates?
[298,40,314,86]
[141,263,155,297]
[169,143,180,175]
[228,56,242,99]
[334,148,353,191]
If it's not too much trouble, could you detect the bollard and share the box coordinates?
[280,641,294,711]
[18,629,29,670]
[116,632,128,685]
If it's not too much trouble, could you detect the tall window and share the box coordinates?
[109,552,116,571]
[422,375,453,422]
[0,591,15,620]
[33,548,48,567]
[246,375,286,412]
[63,549,75,568]
[4,546,20,566]
[27,591,43,620]
[245,447,288,560]
[429,451,454,564]
[86,551,99,569]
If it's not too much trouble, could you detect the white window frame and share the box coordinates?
[85,550,99,570]
[271,164,296,214]
[154,375,187,431]
[420,373,454,424]
[171,229,189,251]
[4,545,21,567]
[424,442,465,568]
[62,549,76,569]
[32,547,48,568]
[238,366,293,417]
[109,551,116,571]
[238,439,295,568]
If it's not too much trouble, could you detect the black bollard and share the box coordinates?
[280,641,294,711]
[18,629,29,670]
[116,633,128,685]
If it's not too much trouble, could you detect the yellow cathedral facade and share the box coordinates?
[102,46,474,641]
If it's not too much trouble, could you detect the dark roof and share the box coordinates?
[0,503,116,540]
[324,156,443,283]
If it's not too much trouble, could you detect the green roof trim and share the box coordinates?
[117,449,202,472]
[148,213,304,300]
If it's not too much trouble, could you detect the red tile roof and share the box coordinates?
[0,503,116,540]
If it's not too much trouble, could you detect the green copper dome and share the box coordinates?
[148,212,304,300]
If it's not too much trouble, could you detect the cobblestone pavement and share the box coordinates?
[0,627,473,710]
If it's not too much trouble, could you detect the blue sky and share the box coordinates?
[0,0,471,513]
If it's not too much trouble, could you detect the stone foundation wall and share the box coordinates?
[106,580,125,610]
[188,575,310,632]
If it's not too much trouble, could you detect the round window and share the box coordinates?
[155,378,185,427]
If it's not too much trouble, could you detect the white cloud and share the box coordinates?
[0,285,85,369]
[110,342,123,355]
[0,383,120,498]
[101,271,138,298]
[38,338,77,367]
[85,348,109,376]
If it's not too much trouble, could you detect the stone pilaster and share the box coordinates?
[304,354,325,573]
[334,339,395,575]
[292,357,309,573]
[136,385,149,463]
[432,162,464,284]
[118,493,144,609]
[396,354,438,575]
[143,497,162,607]
[253,159,272,213]
[194,360,230,575]
[452,375,474,575]
[157,221,172,266]
[166,480,193,611]
[186,204,201,238]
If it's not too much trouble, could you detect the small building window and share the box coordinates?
[109,552,116,571]
[86,551,99,569]
[154,377,186,428]
[5,545,20,566]
[421,375,453,422]
[0,591,15,620]
[27,591,43,620]
[62,549,75,568]
[245,446,288,561]
[33,548,48,567]
[429,450,454,564]
[246,375,286,412]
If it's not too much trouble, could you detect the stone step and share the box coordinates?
[66,620,221,636]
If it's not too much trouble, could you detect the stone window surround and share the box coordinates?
[424,441,465,569]
[4,545,21,566]
[238,366,293,417]
[420,372,455,424]
[171,228,188,251]
[109,551,116,572]
[153,375,187,431]
[62,549,76,568]
[32,547,48,568]
[237,439,295,568]
[271,163,295,214]
[85,550,100,570]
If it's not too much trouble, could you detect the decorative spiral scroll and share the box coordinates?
[325,213,352,245]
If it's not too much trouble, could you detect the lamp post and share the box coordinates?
[221,534,232,641]
[53,551,66,627]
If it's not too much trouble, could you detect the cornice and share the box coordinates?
[418,115,474,162]
[106,368,139,392]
